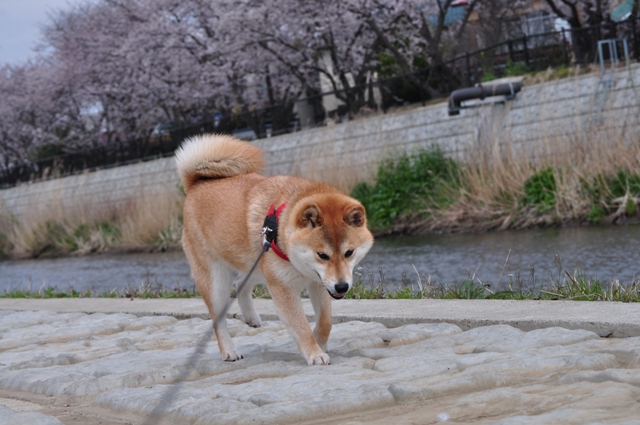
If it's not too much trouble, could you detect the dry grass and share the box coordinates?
[117,188,184,250]
[0,185,183,259]
[523,64,596,85]
[2,193,109,258]
[290,136,374,194]
[422,118,640,233]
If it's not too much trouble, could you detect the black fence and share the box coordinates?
[2,17,639,188]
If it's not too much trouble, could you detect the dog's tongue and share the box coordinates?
[328,290,345,300]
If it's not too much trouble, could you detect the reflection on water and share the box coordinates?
[0,251,193,293]
[1,224,639,293]
[361,224,640,288]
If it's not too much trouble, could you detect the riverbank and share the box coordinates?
[2,299,640,424]
[2,257,639,302]
[2,223,640,301]
[2,132,639,261]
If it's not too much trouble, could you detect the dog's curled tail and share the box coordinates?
[175,134,265,191]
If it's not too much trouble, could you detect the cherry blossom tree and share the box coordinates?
[543,0,616,27]
[233,0,382,118]
[5,0,627,173]
[170,0,308,134]
[343,0,483,98]
[44,1,152,144]
[474,0,532,48]
[0,59,86,171]
[0,64,49,168]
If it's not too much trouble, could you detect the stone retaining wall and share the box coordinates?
[1,65,639,220]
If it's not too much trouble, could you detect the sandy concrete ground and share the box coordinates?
[3,297,640,336]
[2,300,640,424]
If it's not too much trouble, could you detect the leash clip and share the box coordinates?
[261,211,278,249]
[260,225,274,249]
[261,202,290,261]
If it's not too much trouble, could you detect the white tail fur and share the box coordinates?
[175,134,265,191]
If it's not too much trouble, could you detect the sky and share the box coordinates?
[0,0,76,66]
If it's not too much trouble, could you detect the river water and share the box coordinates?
[1,224,639,293]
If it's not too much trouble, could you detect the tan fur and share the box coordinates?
[177,134,373,365]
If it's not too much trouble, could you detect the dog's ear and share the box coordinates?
[345,205,366,227]
[299,204,323,228]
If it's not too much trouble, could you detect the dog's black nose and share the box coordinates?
[335,282,349,294]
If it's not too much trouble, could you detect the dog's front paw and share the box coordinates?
[307,352,331,366]
[244,315,262,328]
[222,349,244,362]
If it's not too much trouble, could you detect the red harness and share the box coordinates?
[264,203,289,262]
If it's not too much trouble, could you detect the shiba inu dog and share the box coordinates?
[176,134,373,365]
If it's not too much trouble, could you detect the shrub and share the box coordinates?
[609,170,640,198]
[582,170,640,222]
[522,167,556,213]
[351,148,459,229]
[505,60,529,77]
[481,71,498,82]
[587,204,606,223]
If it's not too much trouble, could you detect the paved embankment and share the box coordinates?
[2,299,640,424]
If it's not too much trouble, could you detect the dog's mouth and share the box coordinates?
[327,290,345,300]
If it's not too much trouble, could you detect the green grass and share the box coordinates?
[1,273,199,299]
[5,267,630,301]
[2,286,90,299]
[345,268,640,302]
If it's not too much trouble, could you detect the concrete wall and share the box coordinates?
[0,159,179,221]
[2,65,639,220]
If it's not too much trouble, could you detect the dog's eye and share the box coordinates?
[317,252,330,261]
[345,249,354,258]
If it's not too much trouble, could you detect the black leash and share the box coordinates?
[141,212,278,424]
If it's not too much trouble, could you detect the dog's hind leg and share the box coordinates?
[236,274,262,328]
[308,282,332,353]
[202,261,243,361]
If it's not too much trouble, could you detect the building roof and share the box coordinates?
[428,2,468,27]
[611,0,636,22]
